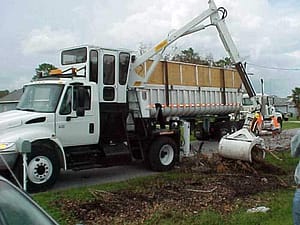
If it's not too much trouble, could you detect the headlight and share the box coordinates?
[0,143,15,150]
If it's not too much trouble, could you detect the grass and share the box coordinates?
[143,189,294,225]
[34,153,299,225]
[34,173,186,224]
[265,149,298,172]
[283,119,300,130]
[142,151,298,225]
[226,190,293,225]
[33,122,300,225]
[35,185,295,225]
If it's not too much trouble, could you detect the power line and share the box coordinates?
[247,62,300,71]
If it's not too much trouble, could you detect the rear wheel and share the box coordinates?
[194,128,209,140]
[216,121,238,140]
[148,137,178,171]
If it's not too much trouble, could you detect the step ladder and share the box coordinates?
[125,89,148,160]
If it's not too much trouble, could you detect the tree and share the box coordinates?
[32,63,57,80]
[292,87,300,119]
[172,47,209,65]
[214,57,232,68]
[181,48,199,63]
[171,47,233,67]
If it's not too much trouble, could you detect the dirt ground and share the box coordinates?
[54,130,296,225]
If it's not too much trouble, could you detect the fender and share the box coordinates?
[0,126,67,170]
[35,137,67,171]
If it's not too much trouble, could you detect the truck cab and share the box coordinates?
[60,46,131,103]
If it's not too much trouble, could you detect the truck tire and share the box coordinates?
[15,144,60,193]
[148,137,178,172]
[194,128,209,140]
[216,122,238,140]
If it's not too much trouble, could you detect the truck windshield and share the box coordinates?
[17,84,63,113]
[242,97,253,106]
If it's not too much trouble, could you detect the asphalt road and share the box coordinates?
[52,162,158,191]
[51,140,219,191]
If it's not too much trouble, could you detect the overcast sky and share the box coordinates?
[1,0,300,97]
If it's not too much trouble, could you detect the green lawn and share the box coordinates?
[144,189,294,225]
[283,119,300,130]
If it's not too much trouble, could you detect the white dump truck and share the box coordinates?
[0,0,256,192]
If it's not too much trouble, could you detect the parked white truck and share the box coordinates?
[0,0,256,192]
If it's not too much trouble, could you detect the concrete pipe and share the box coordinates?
[218,128,265,162]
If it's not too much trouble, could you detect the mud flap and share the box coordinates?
[218,128,265,162]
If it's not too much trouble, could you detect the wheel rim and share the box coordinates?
[27,156,53,184]
[159,144,174,166]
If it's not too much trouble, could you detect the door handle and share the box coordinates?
[66,116,77,121]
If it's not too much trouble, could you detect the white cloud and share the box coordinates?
[8,75,29,90]
[1,0,300,96]
[21,26,78,55]
[87,0,207,49]
[286,50,300,60]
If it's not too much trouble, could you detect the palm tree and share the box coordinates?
[292,87,300,119]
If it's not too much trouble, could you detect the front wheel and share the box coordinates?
[15,144,60,193]
[148,137,178,172]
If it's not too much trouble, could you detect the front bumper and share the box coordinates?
[0,151,18,170]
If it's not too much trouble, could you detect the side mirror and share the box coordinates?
[131,55,136,63]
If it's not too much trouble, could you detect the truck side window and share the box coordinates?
[103,54,115,85]
[73,86,91,111]
[119,52,130,85]
[90,50,98,83]
[59,87,72,115]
